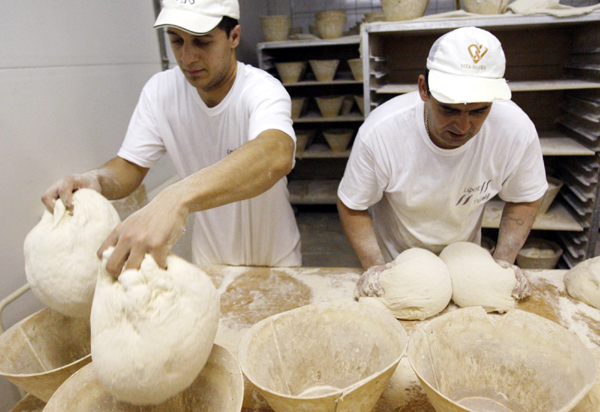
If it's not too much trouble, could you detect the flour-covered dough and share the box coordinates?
[359,248,452,320]
[91,248,220,405]
[564,256,600,309]
[439,242,517,313]
[24,189,120,318]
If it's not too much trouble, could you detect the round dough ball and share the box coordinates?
[565,256,600,309]
[91,248,220,405]
[360,248,452,320]
[24,189,120,318]
[439,241,517,313]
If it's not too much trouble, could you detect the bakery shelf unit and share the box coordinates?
[360,12,600,267]
[257,35,364,205]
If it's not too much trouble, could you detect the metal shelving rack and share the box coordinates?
[257,36,364,205]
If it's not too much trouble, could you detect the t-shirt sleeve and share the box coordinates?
[338,131,385,210]
[246,76,296,144]
[117,78,167,169]
[498,122,548,203]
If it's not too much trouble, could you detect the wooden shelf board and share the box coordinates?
[283,79,361,87]
[294,112,364,123]
[482,200,583,231]
[289,181,584,231]
[375,79,600,95]
[289,179,339,205]
[296,146,350,159]
[258,35,360,50]
[540,136,595,156]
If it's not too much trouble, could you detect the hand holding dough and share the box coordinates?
[90,248,220,405]
[495,258,532,299]
[440,242,517,313]
[358,248,452,320]
[24,188,120,318]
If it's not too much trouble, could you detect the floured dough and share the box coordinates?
[564,256,600,309]
[359,248,452,320]
[23,189,120,318]
[90,248,220,405]
[439,242,517,313]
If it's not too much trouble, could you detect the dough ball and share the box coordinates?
[24,189,120,318]
[90,248,220,405]
[564,256,600,309]
[439,241,517,313]
[360,248,452,320]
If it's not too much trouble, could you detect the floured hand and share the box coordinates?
[495,258,532,300]
[355,262,395,299]
[98,187,188,277]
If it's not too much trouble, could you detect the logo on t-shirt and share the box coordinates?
[456,179,492,206]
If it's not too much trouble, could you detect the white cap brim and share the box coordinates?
[429,69,511,104]
[154,7,222,35]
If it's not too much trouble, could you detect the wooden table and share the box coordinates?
[199,265,600,412]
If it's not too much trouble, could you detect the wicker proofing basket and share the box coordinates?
[260,15,291,42]
[323,128,355,152]
[381,0,431,21]
[275,62,307,84]
[517,238,563,269]
[538,176,564,215]
[309,59,340,82]
[408,307,597,412]
[0,308,91,402]
[462,0,510,14]
[347,58,363,82]
[43,344,244,412]
[315,11,347,39]
[237,301,408,412]
[315,95,345,118]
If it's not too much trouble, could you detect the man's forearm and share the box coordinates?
[337,199,385,269]
[493,198,542,264]
[168,129,295,214]
[91,157,149,200]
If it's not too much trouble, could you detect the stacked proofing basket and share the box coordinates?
[0,289,244,411]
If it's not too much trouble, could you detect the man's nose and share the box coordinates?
[181,43,197,65]
[454,113,471,133]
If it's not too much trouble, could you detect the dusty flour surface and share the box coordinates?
[215,267,600,412]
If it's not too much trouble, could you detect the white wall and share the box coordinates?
[0,1,171,409]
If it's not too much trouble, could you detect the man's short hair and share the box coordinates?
[217,16,239,38]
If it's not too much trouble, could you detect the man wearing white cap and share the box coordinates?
[42,0,301,274]
[338,27,547,297]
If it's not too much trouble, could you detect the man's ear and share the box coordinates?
[230,24,241,49]
[418,75,429,102]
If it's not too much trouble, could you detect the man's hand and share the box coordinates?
[355,262,395,299]
[495,258,532,300]
[97,188,188,278]
[41,173,102,213]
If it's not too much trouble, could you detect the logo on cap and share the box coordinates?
[468,44,488,64]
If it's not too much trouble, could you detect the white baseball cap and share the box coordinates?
[426,27,511,104]
[154,0,240,35]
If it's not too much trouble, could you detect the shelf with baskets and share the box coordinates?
[360,12,600,267]
[258,35,365,205]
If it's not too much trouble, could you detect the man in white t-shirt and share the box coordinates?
[42,0,301,275]
[338,27,547,297]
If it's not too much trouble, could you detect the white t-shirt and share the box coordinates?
[338,92,547,261]
[118,62,301,266]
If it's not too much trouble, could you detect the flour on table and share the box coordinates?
[90,248,220,405]
[24,189,120,318]
[565,256,600,310]
[359,248,452,320]
[439,242,516,313]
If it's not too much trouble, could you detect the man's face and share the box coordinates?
[166,25,240,93]
[418,75,492,149]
